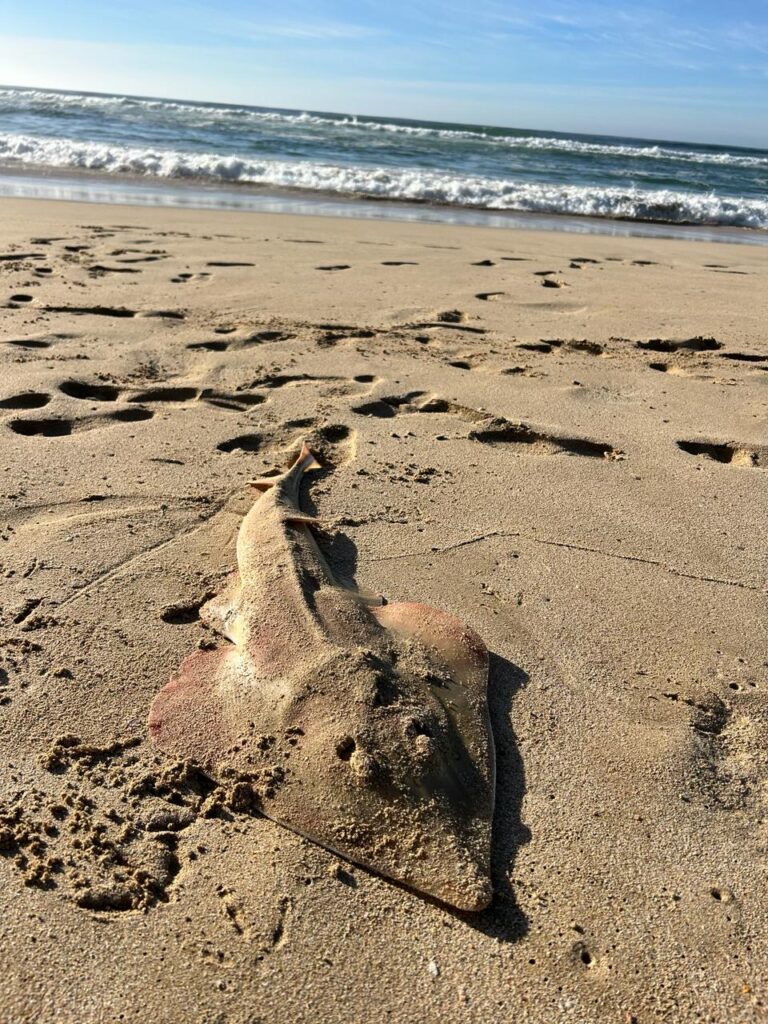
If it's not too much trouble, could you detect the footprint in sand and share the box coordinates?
[517,342,555,353]
[198,389,266,412]
[719,351,768,363]
[408,315,488,336]
[59,380,121,402]
[0,251,46,262]
[57,378,266,412]
[186,339,229,352]
[351,390,622,460]
[170,271,211,284]
[205,261,254,268]
[41,305,185,321]
[88,265,143,276]
[677,439,766,468]
[4,336,52,350]
[3,332,82,351]
[637,337,722,353]
[216,423,355,467]
[216,433,263,453]
[470,421,620,459]
[129,386,200,403]
[8,408,154,438]
[516,339,605,356]
[648,362,692,376]
[113,254,167,264]
[0,392,51,410]
[186,328,294,352]
[352,390,427,419]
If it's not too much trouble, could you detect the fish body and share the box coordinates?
[149,445,495,911]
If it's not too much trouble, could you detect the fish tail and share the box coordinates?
[250,442,322,492]
[292,443,323,475]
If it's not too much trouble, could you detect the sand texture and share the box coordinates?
[0,199,767,1023]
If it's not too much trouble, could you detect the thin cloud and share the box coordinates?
[240,21,383,41]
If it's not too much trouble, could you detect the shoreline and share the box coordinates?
[1,165,767,247]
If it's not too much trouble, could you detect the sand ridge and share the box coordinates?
[0,198,767,1023]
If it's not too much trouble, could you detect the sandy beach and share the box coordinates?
[1,197,767,1023]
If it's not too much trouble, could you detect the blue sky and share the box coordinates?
[0,0,767,145]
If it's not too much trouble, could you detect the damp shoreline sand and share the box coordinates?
[1,197,767,1023]
[3,167,768,249]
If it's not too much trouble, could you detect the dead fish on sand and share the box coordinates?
[149,444,495,911]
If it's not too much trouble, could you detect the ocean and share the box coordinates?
[1,85,767,242]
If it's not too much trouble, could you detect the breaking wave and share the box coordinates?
[2,132,767,228]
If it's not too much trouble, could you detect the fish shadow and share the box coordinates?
[301,473,359,585]
[468,652,530,942]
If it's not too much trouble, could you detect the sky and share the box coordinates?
[0,0,767,145]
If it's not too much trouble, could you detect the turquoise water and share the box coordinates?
[1,85,767,236]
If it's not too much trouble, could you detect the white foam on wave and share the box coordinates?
[1,132,766,228]
[2,88,767,170]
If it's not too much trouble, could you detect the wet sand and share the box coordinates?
[1,197,767,1023]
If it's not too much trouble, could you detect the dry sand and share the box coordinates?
[0,197,767,1023]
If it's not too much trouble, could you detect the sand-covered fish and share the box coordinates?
[148,444,495,911]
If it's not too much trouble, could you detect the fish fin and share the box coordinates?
[284,513,321,527]
[148,646,239,764]
[373,601,489,696]
[293,442,323,473]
